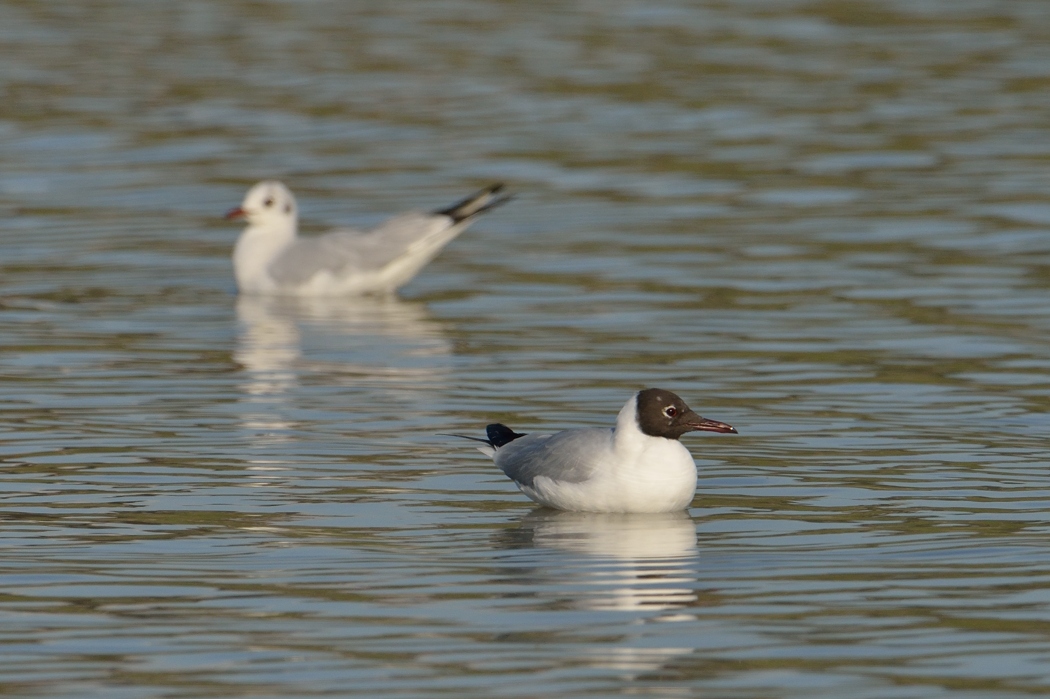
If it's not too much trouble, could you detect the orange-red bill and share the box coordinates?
[224,206,246,220]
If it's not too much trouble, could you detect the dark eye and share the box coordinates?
[664,406,677,417]
[263,197,274,207]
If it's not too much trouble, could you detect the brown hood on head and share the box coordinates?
[635,388,736,440]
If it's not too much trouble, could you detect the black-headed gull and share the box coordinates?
[225,181,509,295]
[453,389,737,513]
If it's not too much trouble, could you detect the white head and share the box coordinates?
[226,181,299,293]
[225,180,298,236]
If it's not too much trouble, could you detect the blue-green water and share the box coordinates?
[3,1,1050,696]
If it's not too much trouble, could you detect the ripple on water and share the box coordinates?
[2,0,1050,697]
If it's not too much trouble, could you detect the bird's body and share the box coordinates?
[227,181,509,296]
[464,389,737,514]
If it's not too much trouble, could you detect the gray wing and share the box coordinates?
[494,428,613,487]
[269,213,451,286]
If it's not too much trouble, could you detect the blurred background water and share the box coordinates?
[2,0,1050,697]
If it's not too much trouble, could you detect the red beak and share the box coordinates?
[224,206,246,221]
[691,416,737,434]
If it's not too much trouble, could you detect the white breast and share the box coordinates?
[233,227,293,294]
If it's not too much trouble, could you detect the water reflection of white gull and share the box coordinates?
[235,294,302,401]
[234,295,452,459]
[235,294,453,395]
[508,509,700,613]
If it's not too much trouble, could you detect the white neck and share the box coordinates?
[233,221,296,293]
[613,393,646,452]
[603,392,698,512]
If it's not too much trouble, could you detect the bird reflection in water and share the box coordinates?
[498,509,702,677]
[235,294,452,397]
[501,509,700,613]
[234,294,453,476]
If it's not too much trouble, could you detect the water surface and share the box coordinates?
[2,1,1050,697]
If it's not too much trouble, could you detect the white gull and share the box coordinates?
[225,181,509,296]
[452,389,737,513]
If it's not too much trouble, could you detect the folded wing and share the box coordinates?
[494,429,612,487]
[268,184,509,291]
[268,213,455,288]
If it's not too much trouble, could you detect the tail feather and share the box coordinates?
[439,423,527,450]
[433,183,513,224]
[437,433,491,445]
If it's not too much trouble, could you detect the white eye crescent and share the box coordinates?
[664,406,677,418]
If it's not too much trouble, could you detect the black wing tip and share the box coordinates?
[439,423,526,449]
[485,423,527,448]
[433,183,513,224]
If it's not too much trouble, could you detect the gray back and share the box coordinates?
[269,213,447,286]
[495,428,613,487]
